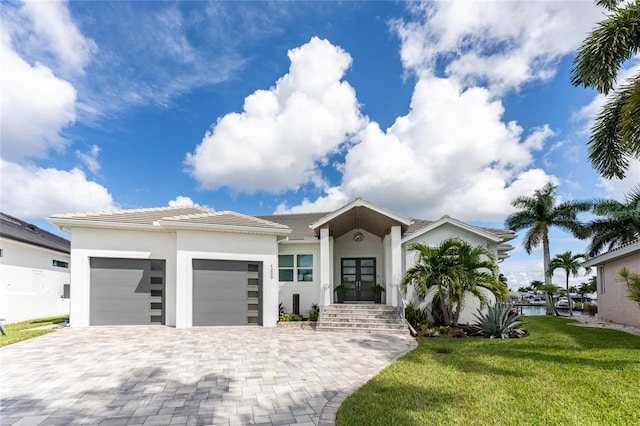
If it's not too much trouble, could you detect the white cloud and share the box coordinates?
[279,78,556,221]
[0,41,77,161]
[185,37,365,193]
[0,160,116,219]
[19,0,97,75]
[394,1,602,93]
[75,145,101,174]
[168,196,196,207]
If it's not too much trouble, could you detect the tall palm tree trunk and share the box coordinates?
[566,274,573,317]
[542,234,554,315]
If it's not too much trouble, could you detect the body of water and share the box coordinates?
[517,305,588,317]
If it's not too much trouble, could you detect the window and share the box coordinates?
[62,284,70,299]
[53,259,68,268]
[278,254,313,282]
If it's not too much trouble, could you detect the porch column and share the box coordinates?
[320,227,331,306]
[390,225,402,307]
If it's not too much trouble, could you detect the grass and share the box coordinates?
[338,316,640,425]
[0,315,69,347]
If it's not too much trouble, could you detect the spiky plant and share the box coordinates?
[472,303,526,339]
[618,266,640,307]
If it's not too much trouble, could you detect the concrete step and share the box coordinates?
[317,304,409,336]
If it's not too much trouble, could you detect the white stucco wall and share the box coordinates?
[0,238,70,323]
[69,228,177,327]
[598,252,640,327]
[175,230,280,328]
[277,242,320,316]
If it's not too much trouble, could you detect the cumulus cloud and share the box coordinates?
[168,196,196,207]
[185,37,365,193]
[394,1,602,93]
[0,41,77,161]
[0,160,116,219]
[279,78,556,221]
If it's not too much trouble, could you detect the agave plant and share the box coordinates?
[472,303,526,339]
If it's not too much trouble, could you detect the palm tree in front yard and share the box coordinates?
[505,183,591,315]
[449,240,507,325]
[548,251,590,316]
[401,238,506,326]
[401,239,460,326]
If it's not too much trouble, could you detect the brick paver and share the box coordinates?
[0,327,416,425]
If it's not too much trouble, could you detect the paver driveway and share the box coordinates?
[1,327,416,426]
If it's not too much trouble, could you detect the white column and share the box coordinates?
[70,250,89,327]
[390,225,402,307]
[175,250,190,328]
[320,227,331,306]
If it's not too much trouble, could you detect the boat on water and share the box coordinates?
[529,297,545,306]
[555,298,572,309]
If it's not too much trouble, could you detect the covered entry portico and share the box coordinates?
[310,198,413,307]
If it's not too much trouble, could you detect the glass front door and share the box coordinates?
[341,258,376,302]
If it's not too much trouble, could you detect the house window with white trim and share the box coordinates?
[278,254,313,282]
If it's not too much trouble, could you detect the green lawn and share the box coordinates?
[338,316,640,425]
[0,315,69,347]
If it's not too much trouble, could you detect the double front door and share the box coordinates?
[341,258,376,302]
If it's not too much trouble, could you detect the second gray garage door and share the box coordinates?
[192,260,262,326]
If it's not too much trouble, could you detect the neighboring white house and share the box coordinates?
[48,198,516,328]
[1,213,71,323]
[582,240,640,328]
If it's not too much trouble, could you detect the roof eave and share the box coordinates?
[582,240,640,267]
[402,217,504,244]
[48,217,168,232]
[158,220,292,236]
[309,198,413,232]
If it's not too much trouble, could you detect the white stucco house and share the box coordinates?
[48,198,516,328]
[1,213,71,323]
[582,240,640,328]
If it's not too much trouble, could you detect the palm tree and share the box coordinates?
[449,241,507,325]
[401,239,460,325]
[505,183,591,313]
[586,185,640,256]
[401,238,506,326]
[571,0,640,179]
[548,251,590,316]
[618,266,640,307]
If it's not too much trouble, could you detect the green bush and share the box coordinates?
[583,303,598,315]
[405,303,430,328]
[439,326,451,334]
[279,313,292,322]
[472,303,526,339]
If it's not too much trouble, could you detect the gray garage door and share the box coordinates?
[89,258,165,325]
[192,260,261,326]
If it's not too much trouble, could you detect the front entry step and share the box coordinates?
[317,304,410,336]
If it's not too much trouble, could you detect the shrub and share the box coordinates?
[423,327,440,337]
[583,303,598,315]
[405,303,430,328]
[307,303,320,321]
[279,313,292,322]
[439,326,451,334]
[472,302,526,339]
[291,314,302,321]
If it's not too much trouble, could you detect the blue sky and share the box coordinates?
[2,1,639,290]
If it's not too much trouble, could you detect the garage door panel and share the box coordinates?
[90,258,164,326]
[192,260,261,326]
